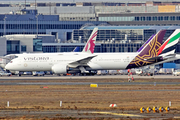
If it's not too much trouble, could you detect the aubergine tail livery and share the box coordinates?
[126,30,166,69]
[82,27,98,54]
[137,34,155,52]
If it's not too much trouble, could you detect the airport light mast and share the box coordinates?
[3,16,7,36]
[36,14,38,37]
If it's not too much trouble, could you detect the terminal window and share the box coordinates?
[21,45,26,52]
[33,38,42,51]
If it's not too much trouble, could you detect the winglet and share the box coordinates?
[82,27,98,54]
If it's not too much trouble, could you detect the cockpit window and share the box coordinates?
[15,56,18,58]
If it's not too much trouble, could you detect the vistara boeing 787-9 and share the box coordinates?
[5,29,180,74]
[1,27,98,69]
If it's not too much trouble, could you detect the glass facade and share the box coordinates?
[7,40,20,54]
[42,43,141,53]
[0,21,106,36]
[43,44,101,53]
[73,29,156,43]
[33,38,42,51]
[100,43,142,52]
[99,16,180,22]
[21,45,26,52]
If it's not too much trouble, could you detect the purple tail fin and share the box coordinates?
[126,30,166,69]
[137,34,155,52]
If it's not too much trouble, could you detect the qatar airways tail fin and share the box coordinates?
[82,27,98,54]
[126,30,167,69]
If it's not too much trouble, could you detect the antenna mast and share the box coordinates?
[35,0,36,10]
[25,0,26,9]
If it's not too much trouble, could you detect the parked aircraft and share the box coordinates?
[1,28,98,70]
[6,29,174,74]
[147,29,180,64]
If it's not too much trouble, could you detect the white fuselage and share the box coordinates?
[5,52,138,71]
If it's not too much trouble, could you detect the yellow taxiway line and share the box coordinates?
[92,111,144,117]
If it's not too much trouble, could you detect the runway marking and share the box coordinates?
[92,111,144,117]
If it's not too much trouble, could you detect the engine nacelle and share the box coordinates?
[51,64,67,74]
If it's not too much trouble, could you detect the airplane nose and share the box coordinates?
[5,63,11,70]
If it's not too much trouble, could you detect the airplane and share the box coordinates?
[1,28,98,70]
[5,29,180,75]
[150,29,180,65]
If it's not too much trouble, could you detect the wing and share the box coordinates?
[68,55,96,68]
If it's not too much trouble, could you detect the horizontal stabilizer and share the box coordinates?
[144,56,162,62]
[152,57,178,66]
[163,54,176,59]
[145,54,176,62]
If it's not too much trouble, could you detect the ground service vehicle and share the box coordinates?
[0,71,11,76]
[173,69,180,76]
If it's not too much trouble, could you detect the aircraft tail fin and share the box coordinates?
[72,47,80,52]
[157,29,180,57]
[82,27,98,54]
[137,34,155,52]
[126,30,166,69]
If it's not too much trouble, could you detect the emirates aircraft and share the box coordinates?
[5,29,180,74]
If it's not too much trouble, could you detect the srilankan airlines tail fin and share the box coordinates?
[82,27,98,54]
[126,30,166,69]
[137,34,155,52]
[157,29,180,57]
[72,47,80,52]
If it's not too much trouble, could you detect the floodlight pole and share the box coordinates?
[3,16,7,36]
[36,14,38,37]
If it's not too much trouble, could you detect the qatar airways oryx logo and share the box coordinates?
[24,57,49,61]
[84,31,97,54]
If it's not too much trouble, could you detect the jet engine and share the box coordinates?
[51,64,68,74]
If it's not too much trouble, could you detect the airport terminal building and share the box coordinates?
[1,2,180,65]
